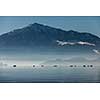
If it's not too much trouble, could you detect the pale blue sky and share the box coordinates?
[0,16,100,37]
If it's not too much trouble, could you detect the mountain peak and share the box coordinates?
[0,23,100,49]
[29,23,45,27]
[33,23,42,25]
[27,23,49,30]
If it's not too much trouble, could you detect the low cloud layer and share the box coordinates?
[93,49,100,55]
[56,40,96,46]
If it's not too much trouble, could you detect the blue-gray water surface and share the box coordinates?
[0,65,99,83]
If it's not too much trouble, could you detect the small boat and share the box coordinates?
[74,65,77,67]
[41,65,44,67]
[70,65,73,67]
[13,65,16,67]
[33,65,35,67]
[90,65,93,67]
[53,65,58,67]
[83,65,86,67]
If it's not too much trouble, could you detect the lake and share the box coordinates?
[0,65,99,83]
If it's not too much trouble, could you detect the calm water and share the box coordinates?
[0,66,100,83]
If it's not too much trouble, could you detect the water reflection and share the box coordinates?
[0,64,99,83]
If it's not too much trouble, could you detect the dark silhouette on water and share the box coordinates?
[11,64,94,68]
[74,65,77,67]
[90,65,93,67]
[41,65,44,67]
[70,65,73,67]
[33,65,35,67]
[83,65,86,67]
[87,65,90,67]
[53,65,58,67]
[13,65,16,67]
[83,65,93,67]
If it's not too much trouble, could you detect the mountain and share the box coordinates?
[0,23,100,55]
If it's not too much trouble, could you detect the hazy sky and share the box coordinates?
[0,16,100,37]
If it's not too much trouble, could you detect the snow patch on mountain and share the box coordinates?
[56,40,96,46]
[56,40,75,46]
[77,41,95,46]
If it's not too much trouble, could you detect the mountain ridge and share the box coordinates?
[0,23,100,51]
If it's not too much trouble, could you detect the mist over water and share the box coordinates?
[0,51,100,83]
[0,65,99,83]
